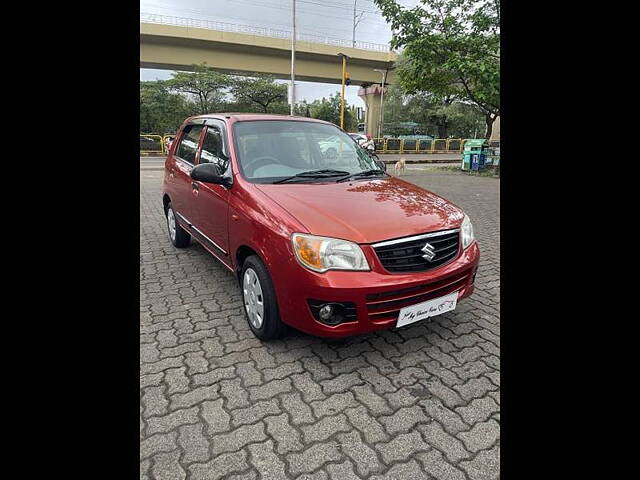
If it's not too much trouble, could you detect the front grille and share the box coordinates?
[365,267,472,322]
[373,230,460,273]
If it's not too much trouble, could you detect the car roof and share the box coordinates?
[188,113,334,125]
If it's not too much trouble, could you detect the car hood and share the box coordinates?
[255,176,464,244]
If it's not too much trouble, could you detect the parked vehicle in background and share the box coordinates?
[348,133,385,171]
[317,135,344,159]
[164,136,174,153]
[163,113,479,340]
[349,132,369,144]
[349,133,369,144]
[349,133,375,151]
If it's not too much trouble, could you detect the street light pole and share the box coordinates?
[352,1,365,48]
[290,0,296,115]
[353,0,357,47]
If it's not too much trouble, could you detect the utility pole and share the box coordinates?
[290,0,296,115]
[352,1,364,48]
[338,53,348,129]
[353,0,357,47]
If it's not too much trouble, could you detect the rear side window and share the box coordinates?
[175,125,204,164]
[200,125,229,173]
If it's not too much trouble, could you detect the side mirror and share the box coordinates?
[190,163,231,187]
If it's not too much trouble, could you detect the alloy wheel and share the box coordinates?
[167,208,176,242]
[243,268,264,329]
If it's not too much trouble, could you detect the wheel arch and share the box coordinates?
[235,244,262,284]
[162,193,171,213]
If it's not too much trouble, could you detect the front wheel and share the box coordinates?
[241,255,285,340]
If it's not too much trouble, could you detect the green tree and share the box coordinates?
[382,85,484,138]
[307,94,356,131]
[140,81,192,133]
[374,0,499,138]
[165,63,230,114]
[443,102,486,138]
[230,75,288,113]
[294,100,312,117]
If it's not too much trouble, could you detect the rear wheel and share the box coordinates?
[241,255,285,340]
[166,202,191,248]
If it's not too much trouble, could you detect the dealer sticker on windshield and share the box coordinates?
[396,291,459,328]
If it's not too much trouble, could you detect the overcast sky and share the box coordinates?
[140,0,418,107]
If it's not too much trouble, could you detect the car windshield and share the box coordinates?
[234,120,381,184]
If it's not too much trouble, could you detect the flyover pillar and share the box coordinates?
[358,84,385,138]
[490,116,500,141]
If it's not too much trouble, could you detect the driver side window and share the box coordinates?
[200,125,229,173]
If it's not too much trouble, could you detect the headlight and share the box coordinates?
[461,214,475,249]
[292,233,370,273]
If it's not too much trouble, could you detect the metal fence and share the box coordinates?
[373,138,467,154]
[140,12,391,53]
[140,134,467,156]
[140,134,174,155]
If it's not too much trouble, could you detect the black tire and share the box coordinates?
[166,202,191,248]
[241,255,285,340]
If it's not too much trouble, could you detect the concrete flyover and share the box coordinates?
[140,14,397,85]
[140,14,398,135]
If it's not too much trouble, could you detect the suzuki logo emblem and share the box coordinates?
[421,242,436,261]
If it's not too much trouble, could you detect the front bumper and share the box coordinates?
[272,241,480,338]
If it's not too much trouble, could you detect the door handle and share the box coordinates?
[191,182,199,196]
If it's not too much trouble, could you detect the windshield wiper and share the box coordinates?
[336,169,386,182]
[272,169,351,184]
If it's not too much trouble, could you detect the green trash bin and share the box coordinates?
[462,139,488,171]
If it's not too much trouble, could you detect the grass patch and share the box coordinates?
[468,167,500,177]
[420,165,500,177]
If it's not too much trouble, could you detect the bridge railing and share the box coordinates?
[140,12,391,53]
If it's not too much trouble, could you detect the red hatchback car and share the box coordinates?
[163,114,479,340]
